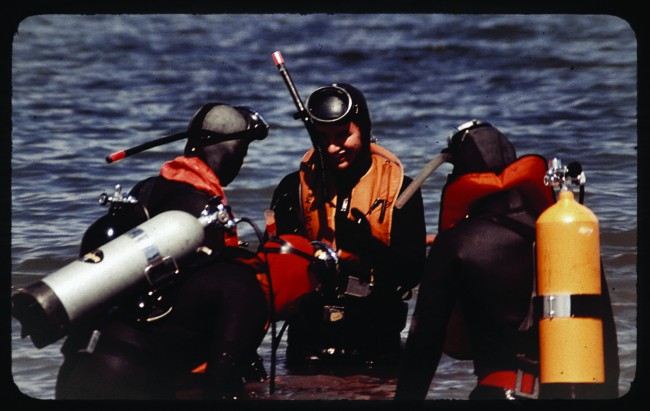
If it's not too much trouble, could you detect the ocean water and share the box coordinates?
[9,13,638,400]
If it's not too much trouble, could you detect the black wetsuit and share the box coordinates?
[395,189,620,400]
[56,176,268,400]
[270,169,426,369]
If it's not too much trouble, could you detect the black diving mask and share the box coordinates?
[306,85,358,126]
[189,105,270,147]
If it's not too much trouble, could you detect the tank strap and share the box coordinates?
[532,294,604,320]
[129,177,155,220]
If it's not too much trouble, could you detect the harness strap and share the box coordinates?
[76,329,160,367]
[482,213,539,333]
[131,178,155,220]
[484,213,535,242]
[479,370,539,399]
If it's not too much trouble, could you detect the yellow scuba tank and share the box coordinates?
[536,159,604,386]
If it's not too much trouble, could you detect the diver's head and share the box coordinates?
[306,83,371,142]
[305,84,372,171]
[184,103,269,185]
[444,120,516,180]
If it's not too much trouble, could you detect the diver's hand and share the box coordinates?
[336,208,372,256]
[336,249,362,267]
[335,208,377,276]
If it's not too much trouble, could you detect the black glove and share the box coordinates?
[338,208,390,270]
[335,208,373,259]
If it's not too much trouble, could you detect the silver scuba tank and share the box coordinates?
[12,201,236,349]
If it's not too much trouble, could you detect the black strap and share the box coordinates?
[482,213,538,332]
[129,178,155,220]
[485,213,536,243]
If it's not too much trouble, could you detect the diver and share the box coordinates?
[54,103,272,400]
[394,120,620,400]
[269,83,427,371]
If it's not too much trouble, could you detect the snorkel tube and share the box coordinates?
[272,51,329,199]
[106,132,187,163]
[396,120,500,210]
[394,152,449,209]
[272,51,312,136]
[106,105,269,164]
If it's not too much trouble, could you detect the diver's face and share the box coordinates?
[202,139,249,187]
[313,121,363,171]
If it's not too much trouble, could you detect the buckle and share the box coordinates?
[323,305,344,322]
[344,276,372,297]
[515,369,539,399]
[144,255,179,286]
[78,329,101,354]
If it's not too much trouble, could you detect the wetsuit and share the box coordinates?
[395,147,620,400]
[56,160,268,400]
[270,159,426,369]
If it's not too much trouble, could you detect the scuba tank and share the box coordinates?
[11,195,237,349]
[78,183,176,323]
[535,158,605,398]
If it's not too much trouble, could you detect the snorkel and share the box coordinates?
[106,105,269,163]
[272,51,330,199]
[395,120,499,209]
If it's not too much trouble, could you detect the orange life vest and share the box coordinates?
[160,156,239,247]
[221,234,317,320]
[256,234,319,320]
[439,155,555,231]
[298,143,403,248]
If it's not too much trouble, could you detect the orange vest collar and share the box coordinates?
[439,155,555,231]
[160,156,227,199]
[160,156,238,246]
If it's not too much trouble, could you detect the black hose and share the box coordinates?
[567,161,585,204]
[235,217,278,394]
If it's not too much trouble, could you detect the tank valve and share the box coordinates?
[200,196,237,230]
[98,184,139,206]
[544,158,586,191]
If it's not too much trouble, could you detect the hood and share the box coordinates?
[446,122,517,180]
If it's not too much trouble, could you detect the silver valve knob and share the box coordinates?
[544,158,586,191]
[199,196,237,230]
[98,184,139,206]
